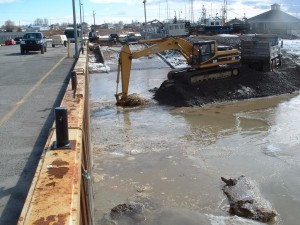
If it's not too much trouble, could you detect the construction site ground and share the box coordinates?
[154,35,300,107]
[91,35,300,107]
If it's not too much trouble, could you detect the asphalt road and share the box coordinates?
[0,43,76,224]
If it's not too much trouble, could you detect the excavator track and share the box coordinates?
[167,66,240,85]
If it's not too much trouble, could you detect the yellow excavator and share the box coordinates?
[115,37,241,106]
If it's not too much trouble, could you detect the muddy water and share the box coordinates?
[90,56,300,225]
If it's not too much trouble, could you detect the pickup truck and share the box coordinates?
[52,35,67,47]
[20,32,47,54]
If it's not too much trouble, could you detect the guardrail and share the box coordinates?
[18,44,94,225]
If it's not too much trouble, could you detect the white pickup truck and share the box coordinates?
[51,35,67,47]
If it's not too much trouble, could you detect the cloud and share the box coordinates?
[85,0,300,23]
[0,0,17,3]
[89,0,134,3]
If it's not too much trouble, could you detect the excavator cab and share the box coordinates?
[192,41,216,65]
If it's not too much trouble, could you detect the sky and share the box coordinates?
[0,0,299,26]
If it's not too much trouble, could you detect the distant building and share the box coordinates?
[226,18,245,26]
[50,24,60,30]
[226,18,250,34]
[25,25,50,32]
[114,23,124,31]
[248,3,300,36]
[100,23,114,29]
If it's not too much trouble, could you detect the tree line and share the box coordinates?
[1,18,53,32]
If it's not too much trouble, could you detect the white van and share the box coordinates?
[52,35,67,47]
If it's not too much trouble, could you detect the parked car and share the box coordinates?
[14,37,22,44]
[124,32,141,43]
[52,35,67,47]
[5,39,16,45]
[108,33,119,44]
[20,32,47,54]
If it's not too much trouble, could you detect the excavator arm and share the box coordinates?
[115,37,195,106]
[115,37,240,106]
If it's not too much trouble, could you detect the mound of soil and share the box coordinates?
[154,55,300,107]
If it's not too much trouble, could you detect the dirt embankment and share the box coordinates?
[154,35,300,107]
[154,55,300,107]
[94,34,300,107]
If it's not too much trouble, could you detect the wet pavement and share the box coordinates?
[90,52,300,225]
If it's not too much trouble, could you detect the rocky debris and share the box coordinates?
[103,199,266,225]
[154,56,300,107]
[110,202,145,222]
[221,175,278,222]
[123,94,150,107]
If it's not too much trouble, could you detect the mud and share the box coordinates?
[154,56,300,107]
[222,176,278,222]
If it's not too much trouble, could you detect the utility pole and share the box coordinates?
[159,2,160,21]
[81,3,85,23]
[166,0,169,19]
[143,0,147,23]
[222,0,227,25]
[92,10,96,37]
[72,0,78,58]
[191,0,194,23]
[93,10,96,28]
[79,0,83,43]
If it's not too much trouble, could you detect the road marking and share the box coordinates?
[0,56,67,126]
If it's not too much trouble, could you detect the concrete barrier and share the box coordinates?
[17,44,94,225]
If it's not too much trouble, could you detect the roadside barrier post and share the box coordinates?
[71,71,77,97]
[81,42,85,54]
[54,107,70,149]
[68,40,71,58]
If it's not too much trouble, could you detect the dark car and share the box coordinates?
[20,32,47,54]
[124,32,141,43]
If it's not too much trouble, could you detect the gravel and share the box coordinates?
[154,54,300,107]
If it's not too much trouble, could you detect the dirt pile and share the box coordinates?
[154,56,300,107]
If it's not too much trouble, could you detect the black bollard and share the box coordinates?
[71,71,77,91]
[54,107,70,148]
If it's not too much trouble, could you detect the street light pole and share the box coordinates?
[72,0,78,57]
[93,10,96,28]
[81,3,85,23]
[79,0,83,43]
[143,0,147,23]
[166,0,169,19]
